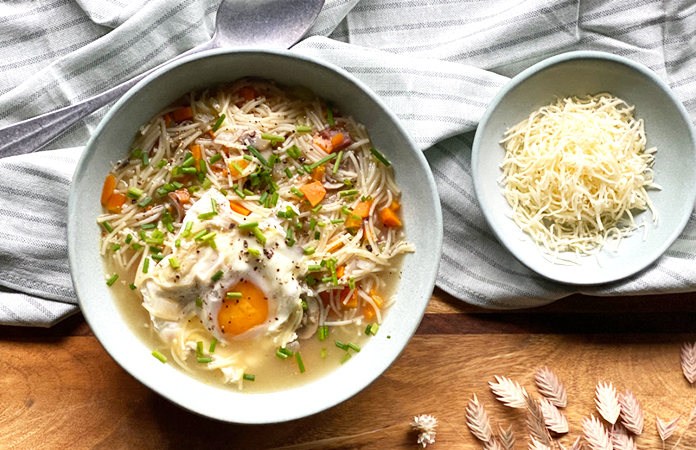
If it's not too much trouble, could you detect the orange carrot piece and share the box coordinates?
[229,201,251,216]
[299,181,326,207]
[330,132,344,148]
[336,265,345,279]
[101,174,116,205]
[238,86,256,102]
[363,303,376,319]
[326,240,344,253]
[311,165,325,182]
[390,200,400,211]
[173,188,191,204]
[343,287,358,308]
[190,144,201,161]
[380,207,402,227]
[228,158,249,176]
[106,192,126,214]
[171,106,193,123]
[352,200,373,219]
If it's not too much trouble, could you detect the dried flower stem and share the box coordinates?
[466,394,494,443]
[682,342,696,385]
[535,367,568,408]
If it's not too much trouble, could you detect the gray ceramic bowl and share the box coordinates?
[472,51,696,285]
[67,49,442,423]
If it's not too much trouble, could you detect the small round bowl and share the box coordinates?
[472,51,696,285]
[67,49,442,423]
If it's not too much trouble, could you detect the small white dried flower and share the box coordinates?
[411,414,438,447]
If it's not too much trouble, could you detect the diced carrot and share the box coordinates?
[311,165,325,182]
[336,265,345,279]
[173,188,191,204]
[344,287,358,308]
[228,158,249,176]
[299,181,326,207]
[229,201,251,216]
[101,174,116,205]
[330,132,344,148]
[162,113,172,127]
[221,146,231,156]
[211,165,228,176]
[171,106,193,123]
[190,144,202,170]
[363,223,374,241]
[208,130,216,139]
[314,135,330,153]
[380,207,402,227]
[390,200,400,211]
[369,288,384,308]
[238,86,256,102]
[346,200,373,231]
[353,200,373,219]
[106,192,126,214]
[364,303,376,320]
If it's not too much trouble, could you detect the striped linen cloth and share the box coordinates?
[1,0,696,326]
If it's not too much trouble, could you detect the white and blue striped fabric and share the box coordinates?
[2,0,696,326]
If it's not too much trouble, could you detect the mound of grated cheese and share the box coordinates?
[500,93,659,261]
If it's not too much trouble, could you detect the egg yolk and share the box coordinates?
[218,280,268,336]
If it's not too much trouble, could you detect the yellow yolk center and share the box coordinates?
[218,280,269,336]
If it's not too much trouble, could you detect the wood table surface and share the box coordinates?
[1,289,696,450]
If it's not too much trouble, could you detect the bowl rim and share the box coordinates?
[67,47,443,423]
[471,50,696,285]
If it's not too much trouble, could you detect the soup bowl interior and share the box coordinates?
[67,49,442,423]
[472,51,696,285]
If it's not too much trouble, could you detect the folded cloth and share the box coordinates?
[1,0,696,326]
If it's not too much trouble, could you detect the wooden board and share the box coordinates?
[1,290,695,449]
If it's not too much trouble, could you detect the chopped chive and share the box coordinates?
[295,125,312,133]
[142,153,149,166]
[157,159,167,168]
[196,340,204,358]
[197,211,217,220]
[349,277,356,290]
[369,323,379,335]
[303,246,315,255]
[200,232,217,242]
[331,219,345,224]
[142,258,150,274]
[341,205,351,215]
[211,198,218,214]
[370,147,391,166]
[156,188,168,197]
[197,357,212,364]
[106,273,119,286]
[180,167,197,174]
[132,149,142,158]
[131,243,143,251]
[141,223,156,230]
[149,246,162,254]
[172,181,183,189]
[340,189,358,197]
[326,101,335,126]
[243,154,253,161]
[307,153,337,171]
[238,221,259,230]
[258,192,269,205]
[196,297,202,307]
[260,133,285,143]
[174,239,181,248]
[151,254,164,261]
[129,283,136,290]
[276,349,289,360]
[311,204,323,213]
[333,150,344,175]
[169,257,180,269]
[201,178,211,190]
[209,338,217,353]
[314,231,321,240]
[365,324,372,335]
[321,348,327,358]
[348,342,361,352]
[226,292,242,299]
[308,264,322,271]
[182,156,195,168]
[310,218,317,231]
[271,192,279,207]
[170,166,179,177]
[125,234,132,244]
[284,168,293,178]
[243,188,254,196]
[301,300,308,310]
[280,347,294,357]
[286,145,301,159]
[305,275,317,286]
[209,154,222,164]
[102,221,114,233]
[152,350,167,363]
[268,154,278,165]
[248,248,260,257]
[182,221,194,238]
[344,178,353,187]
[290,187,304,198]
[252,227,266,246]
[321,277,333,283]
[219,188,228,196]
[340,352,352,364]
[318,325,329,341]
[138,196,152,208]
[243,373,256,382]
[212,114,226,132]
[295,352,306,373]
[234,187,246,199]
[247,144,269,167]
[211,270,223,282]
[192,230,208,241]
[231,162,243,175]
[287,238,295,247]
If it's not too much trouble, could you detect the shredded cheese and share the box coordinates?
[500,93,659,261]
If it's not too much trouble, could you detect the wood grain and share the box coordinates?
[0,290,695,449]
